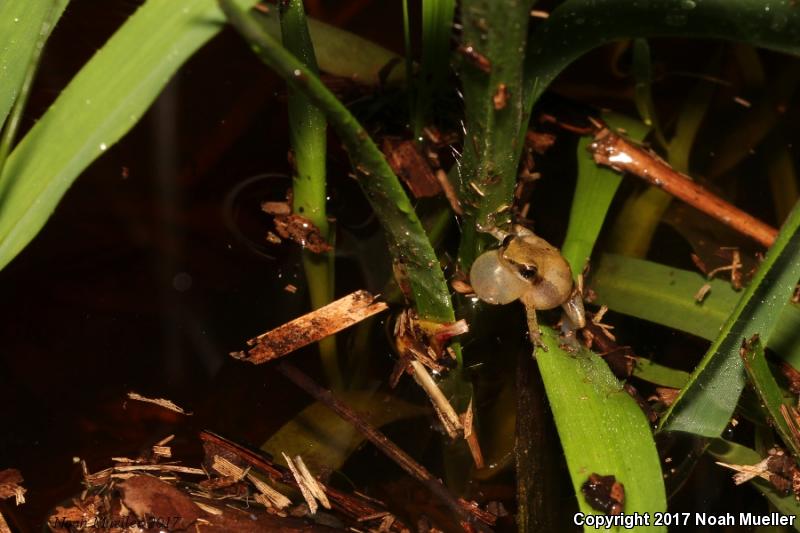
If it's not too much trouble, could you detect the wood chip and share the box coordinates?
[282,454,330,514]
[284,283,298,294]
[293,456,331,510]
[261,201,292,215]
[461,398,485,469]
[450,279,473,294]
[233,291,388,364]
[211,455,247,481]
[410,361,463,439]
[694,283,712,302]
[194,501,224,515]
[247,472,292,509]
[127,392,191,415]
[273,214,332,254]
[151,446,172,458]
[383,139,442,198]
[435,169,464,215]
[113,464,206,475]
[0,469,25,505]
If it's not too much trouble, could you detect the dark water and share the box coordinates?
[1,1,799,532]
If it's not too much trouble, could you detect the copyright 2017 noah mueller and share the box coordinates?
[48,514,182,530]
[574,511,797,529]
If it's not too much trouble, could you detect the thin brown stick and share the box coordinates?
[275,362,495,531]
[232,290,388,364]
[589,128,779,248]
[198,431,410,532]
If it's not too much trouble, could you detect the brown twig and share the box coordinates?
[198,431,410,532]
[275,362,495,531]
[231,290,388,364]
[588,127,778,248]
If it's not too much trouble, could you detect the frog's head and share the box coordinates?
[469,229,575,310]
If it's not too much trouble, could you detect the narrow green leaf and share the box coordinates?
[456,0,534,268]
[741,335,800,458]
[0,0,259,272]
[561,113,649,274]
[220,0,455,323]
[538,326,666,530]
[0,0,68,128]
[0,0,68,181]
[254,7,403,86]
[591,254,800,373]
[548,110,665,529]
[660,199,800,437]
[633,358,690,389]
[708,439,800,532]
[262,391,424,474]
[523,0,800,120]
[412,0,455,137]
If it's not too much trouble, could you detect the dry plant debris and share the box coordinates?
[233,290,388,364]
[47,431,408,532]
[718,447,800,498]
[282,453,331,515]
[382,138,442,198]
[0,469,25,505]
[126,392,191,415]
[200,430,411,531]
[0,512,11,533]
[272,213,332,254]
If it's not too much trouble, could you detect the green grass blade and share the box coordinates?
[549,110,665,529]
[538,326,666,531]
[254,7,403,86]
[0,0,259,272]
[0,0,68,129]
[220,0,454,324]
[561,113,649,274]
[456,0,534,269]
[659,199,800,437]
[523,0,800,117]
[262,391,424,474]
[279,0,340,389]
[741,335,800,458]
[633,358,690,389]
[0,0,67,181]
[708,439,800,532]
[412,0,455,138]
[591,254,800,372]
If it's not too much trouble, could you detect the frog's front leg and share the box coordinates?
[520,292,547,351]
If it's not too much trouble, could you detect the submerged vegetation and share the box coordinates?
[3,0,800,531]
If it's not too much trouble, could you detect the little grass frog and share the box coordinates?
[469,225,585,347]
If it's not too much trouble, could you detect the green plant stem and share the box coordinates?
[456,0,534,269]
[220,0,455,325]
[279,0,341,390]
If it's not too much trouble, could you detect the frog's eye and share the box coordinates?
[514,263,538,280]
[469,250,530,305]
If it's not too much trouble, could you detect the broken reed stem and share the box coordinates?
[275,362,495,530]
[232,290,387,364]
[409,360,463,439]
[589,128,779,248]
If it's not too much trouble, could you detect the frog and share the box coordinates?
[469,225,586,348]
